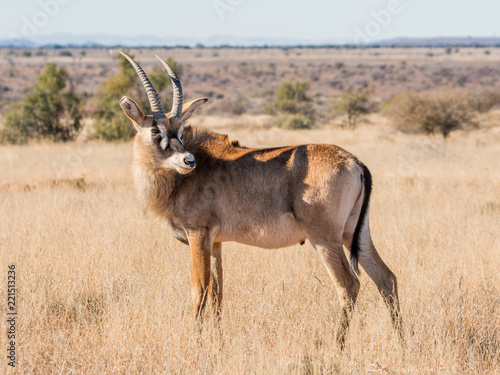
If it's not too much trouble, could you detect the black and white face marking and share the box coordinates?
[151,122,195,174]
[178,125,184,141]
[151,122,186,149]
[151,119,169,150]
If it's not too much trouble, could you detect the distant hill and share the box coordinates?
[376,37,500,47]
[1,34,499,48]
[0,33,339,48]
[0,38,37,48]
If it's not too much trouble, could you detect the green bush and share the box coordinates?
[92,94,136,142]
[272,81,312,114]
[334,90,377,128]
[267,80,315,129]
[0,63,82,144]
[93,52,178,141]
[384,90,479,138]
[92,54,136,141]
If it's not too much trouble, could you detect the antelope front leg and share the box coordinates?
[187,229,211,321]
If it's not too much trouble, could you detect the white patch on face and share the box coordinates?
[162,151,196,174]
[162,158,176,170]
[160,137,168,150]
[178,125,184,141]
[159,123,168,150]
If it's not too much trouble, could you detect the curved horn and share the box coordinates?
[155,55,183,119]
[119,51,166,119]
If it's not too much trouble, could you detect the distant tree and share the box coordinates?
[267,62,276,75]
[335,90,377,128]
[0,63,82,144]
[384,90,479,138]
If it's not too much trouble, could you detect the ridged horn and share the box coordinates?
[119,51,166,119]
[155,55,183,119]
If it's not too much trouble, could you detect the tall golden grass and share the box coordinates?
[1,119,499,374]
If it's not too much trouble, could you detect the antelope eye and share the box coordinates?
[151,128,160,135]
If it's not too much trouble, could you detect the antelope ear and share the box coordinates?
[180,98,208,122]
[120,96,146,130]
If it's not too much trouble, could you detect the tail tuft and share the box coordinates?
[350,164,372,276]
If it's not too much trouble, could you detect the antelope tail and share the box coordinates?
[350,164,372,276]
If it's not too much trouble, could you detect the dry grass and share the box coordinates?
[1,121,500,374]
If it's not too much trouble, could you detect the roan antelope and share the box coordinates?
[118,52,403,348]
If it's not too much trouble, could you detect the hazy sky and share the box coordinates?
[2,0,499,43]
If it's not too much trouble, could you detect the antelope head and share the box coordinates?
[119,52,207,174]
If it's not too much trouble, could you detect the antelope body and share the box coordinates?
[119,52,403,349]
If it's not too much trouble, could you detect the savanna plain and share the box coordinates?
[0,47,499,374]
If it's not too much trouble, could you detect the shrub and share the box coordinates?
[92,94,137,142]
[335,90,377,128]
[465,90,500,113]
[384,90,479,138]
[272,81,312,113]
[0,63,82,144]
[267,80,315,129]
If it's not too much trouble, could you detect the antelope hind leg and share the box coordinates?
[311,237,360,350]
[343,218,404,346]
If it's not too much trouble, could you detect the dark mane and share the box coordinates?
[231,140,247,148]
